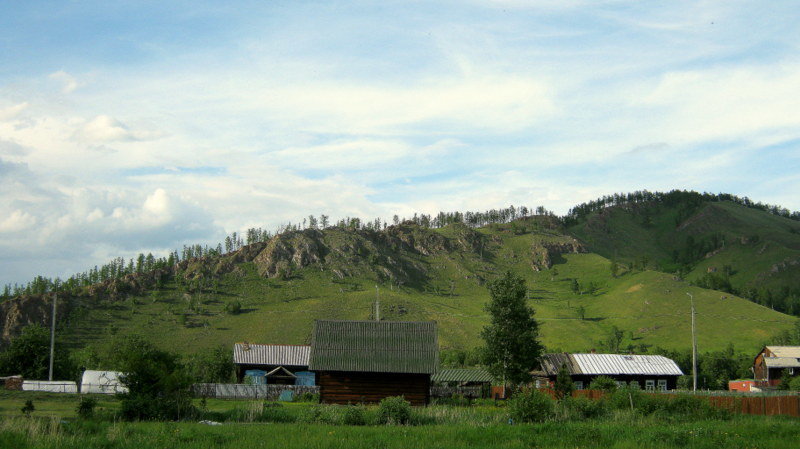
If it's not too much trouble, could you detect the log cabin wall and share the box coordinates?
[317,371,430,405]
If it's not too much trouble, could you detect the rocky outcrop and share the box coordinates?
[0,294,60,349]
[253,230,325,277]
[530,239,587,271]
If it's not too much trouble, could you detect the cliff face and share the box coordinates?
[0,294,58,348]
[530,238,587,271]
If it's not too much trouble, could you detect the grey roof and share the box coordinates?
[233,343,310,366]
[537,353,583,377]
[766,346,800,358]
[764,357,800,368]
[432,368,493,383]
[309,320,439,374]
[537,353,683,377]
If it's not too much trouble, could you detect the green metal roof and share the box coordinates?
[309,320,439,374]
[431,368,493,383]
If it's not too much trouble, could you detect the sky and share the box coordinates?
[1,0,799,286]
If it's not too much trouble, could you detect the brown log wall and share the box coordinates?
[318,371,430,406]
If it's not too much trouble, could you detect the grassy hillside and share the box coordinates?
[569,200,800,313]
[56,219,795,357]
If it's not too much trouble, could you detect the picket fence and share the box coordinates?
[192,383,319,400]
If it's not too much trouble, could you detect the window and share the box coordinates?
[573,381,584,390]
[657,379,667,391]
[616,381,627,388]
[645,380,655,391]
[629,381,640,390]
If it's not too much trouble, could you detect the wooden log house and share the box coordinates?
[308,320,439,406]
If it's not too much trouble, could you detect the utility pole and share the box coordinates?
[375,285,380,321]
[48,293,57,381]
[687,292,697,392]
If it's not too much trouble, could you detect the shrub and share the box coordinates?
[508,389,554,423]
[224,301,242,315]
[588,376,618,393]
[293,392,320,403]
[377,396,412,425]
[76,396,98,419]
[560,396,607,420]
[21,400,35,417]
[343,405,366,426]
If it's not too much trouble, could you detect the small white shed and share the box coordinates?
[80,370,128,394]
[22,380,78,393]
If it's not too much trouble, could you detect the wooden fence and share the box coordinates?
[430,385,485,399]
[192,383,319,400]
[539,389,800,418]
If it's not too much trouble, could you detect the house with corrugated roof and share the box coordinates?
[308,319,439,405]
[233,343,314,385]
[533,353,683,391]
[753,346,800,388]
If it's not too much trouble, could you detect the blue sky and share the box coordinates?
[1,0,799,285]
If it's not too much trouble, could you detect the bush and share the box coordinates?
[508,389,554,423]
[76,396,98,419]
[560,396,607,420]
[588,376,618,393]
[293,392,320,403]
[343,405,366,426]
[377,396,411,425]
[20,400,34,417]
[224,301,242,315]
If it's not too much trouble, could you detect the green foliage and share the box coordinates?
[377,396,411,425]
[588,376,618,392]
[343,405,367,425]
[786,375,800,391]
[224,301,242,315]
[293,392,320,403]
[554,364,574,400]
[508,389,554,423]
[76,396,97,419]
[113,336,194,421]
[481,272,543,386]
[184,346,235,383]
[0,324,74,380]
[20,400,34,416]
[560,396,608,420]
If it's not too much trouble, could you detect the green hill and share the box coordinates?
[568,197,800,315]
[2,191,797,361]
[48,218,794,357]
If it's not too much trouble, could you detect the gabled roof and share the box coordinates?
[432,368,493,383]
[233,343,310,366]
[308,320,439,374]
[766,346,800,358]
[537,353,683,377]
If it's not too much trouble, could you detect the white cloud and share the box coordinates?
[73,115,163,143]
[49,70,80,94]
[0,103,28,121]
[0,210,37,233]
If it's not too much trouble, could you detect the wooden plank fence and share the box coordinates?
[538,389,800,418]
[192,383,319,400]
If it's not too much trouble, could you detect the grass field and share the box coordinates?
[1,391,799,449]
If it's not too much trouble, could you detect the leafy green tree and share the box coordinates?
[185,346,235,383]
[113,336,194,421]
[554,363,574,400]
[588,375,618,392]
[481,272,543,386]
[0,324,73,380]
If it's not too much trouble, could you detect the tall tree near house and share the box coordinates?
[554,363,574,400]
[481,271,543,387]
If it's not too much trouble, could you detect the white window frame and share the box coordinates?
[645,380,655,391]
[573,381,584,390]
[657,379,668,391]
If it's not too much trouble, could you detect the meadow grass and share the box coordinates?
[1,414,798,449]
